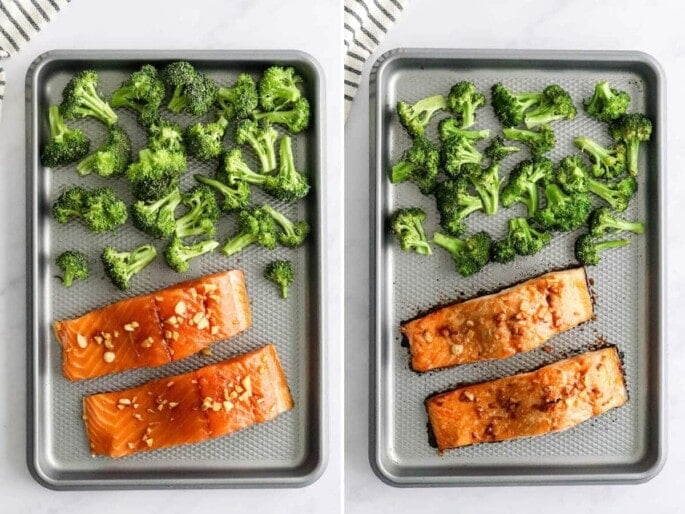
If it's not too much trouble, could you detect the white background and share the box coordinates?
[345,0,683,512]
[0,1,343,513]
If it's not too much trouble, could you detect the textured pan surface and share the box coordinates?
[371,49,665,486]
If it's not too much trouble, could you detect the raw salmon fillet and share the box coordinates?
[83,344,293,457]
[402,268,593,372]
[426,347,627,451]
[54,270,251,381]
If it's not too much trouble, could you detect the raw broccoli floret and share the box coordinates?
[147,117,185,153]
[502,125,555,156]
[390,208,432,255]
[235,119,279,172]
[164,235,219,273]
[217,73,259,119]
[491,83,543,127]
[221,148,268,186]
[574,136,626,178]
[174,185,220,238]
[258,66,303,111]
[110,64,165,126]
[127,148,186,201]
[131,188,182,239]
[523,84,576,128]
[76,125,132,177]
[501,157,553,216]
[446,81,486,129]
[194,173,250,213]
[221,207,278,257]
[575,233,630,266]
[59,70,118,126]
[609,113,652,176]
[433,231,491,277]
[438,118,490,142]
[583,81,630,122]
[55,250,89,287]
[483,136,520,163]
[253,97,310,133]
[262,136,310,202]
[264,260,295,299]
[534,183,592,231]
[390,136,440,194]
[263,204,310,248]
[185,114,229,160]
[396,94,447,137]
[101,244,157,291]
[467,162,501,215]
[41,106,90,166]
[442,136,483,177]
[434,177,484,235]
[492,217,551,262]
[588,207,644,237]
[52,186,128,233]
[162,61,217,115]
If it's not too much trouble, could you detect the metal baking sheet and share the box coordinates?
[27,50,326,489]
[370,49,665,486]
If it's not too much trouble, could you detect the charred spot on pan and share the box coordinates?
[425,420,439,449]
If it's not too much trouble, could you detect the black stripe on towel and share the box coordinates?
[29,0,50,22]
[344,5,364,26]
[0,26,20,51]
[344,79,359,89]
[352,0,388,33]
[48,0,60,12]
[12,1,41,32]
[0,3,30,42]
[344,65,362,76]
[344,94,355,101]
[373,0,396,22]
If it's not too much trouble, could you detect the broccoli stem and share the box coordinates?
[587,180,615,206]
[262,204,294,233]
[167,86,187,112]
[390,161,415,184]
[414,95,448,120]
[595,239,631,252]
[502,127,539,144]
[245,132,276,172]
[432,232,464,257]
[49,106,67,139]
[575,137,615,164]
[76,152,97,175]
[604,217,645,235]
[221,233,257,257]
[77,88,118,126]
[279,281,289,299]
[626,140,640,176]
[61,269,75,287]
[523,183,539,217]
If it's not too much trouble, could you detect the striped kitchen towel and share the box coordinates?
[344,0,406,118]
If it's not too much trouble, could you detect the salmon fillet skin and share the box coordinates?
[54,270,252,381]
[402,268,593,372]
[426,347,627,451]
[83,344,293,458]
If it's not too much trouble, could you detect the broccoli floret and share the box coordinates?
[574,136,626,178]
[502,125,555,156]
[434,177,484,235]
[185,114,229,161]
[609,113,653,176]
[494,217,551,260]
[262,136,310,202]
[127,148,186,202]
[442,136,483,177]
[174,185,220,238]
[390,208,432,255]
[76,125,132,177]
[534,183,592,231]
[110,64,165,126]
[59,70,118,126]
[52,186,128,233]
[131,188,182,239]
[262,204,310,248]
[467,162,501,215]
[501,157,553,216]
[490,237,516,264]
[55,250,89,287]
[446,81,486,129]
[101,244,157,291]
[264,260,295,299]
[164,235,219,273]
[258,66,303,111]
[221,207,278,257]
[483,136,520,163]
[41,105,90,167]
[438,118,490,142]
[583,81,630,122]
[556,155,590,194]
[162,61,217,115]
[588,207,644,237]
[147,117,185,153]
[523,84,576,128]
[194,173,250,213]
[390,136,440,194]
[433,231,491,277]
[396,94,447,137]
[491,83,543,127]
[221,148,267,187]
[253,97,310,133]
[217,73,259,119]
[574,234,630,266]
[235,119,279,173]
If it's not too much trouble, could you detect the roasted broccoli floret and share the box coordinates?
[147,117,185,153]
[396,94,447,137]
[574,233,630,266]
[76,125,132,177]
[390,208,432,255]
[253,97,310,133]
[263,204,310,248]
[502,125,555,156]
[221,207,278,257]
[174,185,220,238]
[262,136,310,201]
[162,61,217,115]
[434,177,484,236]
[131,188,182,239]
[390,136,440,194]
[574,136,626,178]
[264,260,295,299]
[41,105,90,166]
[194,173,250,213]
[110,64,165,126]
[583,81,630,122]
[491,83,543,127]
[609,113,653,176]
[501,157,553,216]
[483,136,520,163]
[55,250,89,287]
[127,148,186,201]
[235,119,279,173]
[217,73,259,120]
[534,183,592,231]
[442,136,483,177]
[164,235,219,273]
[446,81,486,129]
[221,148,268,186]
[52,186,128,233]
[438,118,490,142]
[101,243,157,291]
[556,155,590,194]
[523,84,576,128]
[492,217,551,262]
[258,66,303,111]
[433,231,491,277]
[59,70,118,126]
[185,114,229,160]
[588,207,644,237]
[467,162,501,215]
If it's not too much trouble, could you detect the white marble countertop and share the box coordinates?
[345,0,683,511]
[0,0,342,512]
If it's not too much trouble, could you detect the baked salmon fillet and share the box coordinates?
[426,347,627,451]
[83,344,293,457]
[402,268,593,372]
[54,270,251,381]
